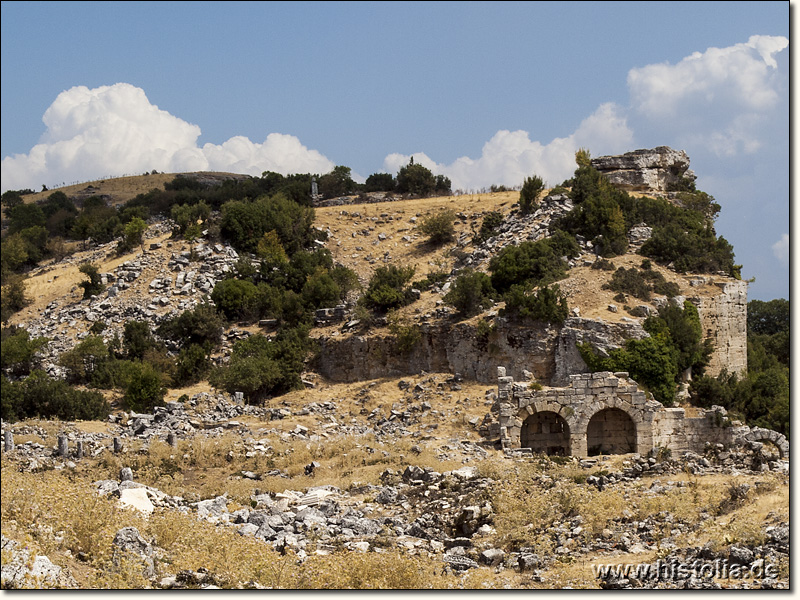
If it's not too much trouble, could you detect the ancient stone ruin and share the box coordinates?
[485,367,788,460]
[590,146,695,194]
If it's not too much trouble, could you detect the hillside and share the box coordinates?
[0,150,789,589]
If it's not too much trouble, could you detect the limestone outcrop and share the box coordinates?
[590,146,695,193]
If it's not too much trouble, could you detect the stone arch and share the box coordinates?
[744,428,789,459]
[586,407,636,456]
[520,411,571,456]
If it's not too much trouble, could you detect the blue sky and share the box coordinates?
[0,1,790,301]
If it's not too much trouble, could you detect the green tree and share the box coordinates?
[502,284,569,324]
[122,320,156,360]
[318,166,356,199]
[519,175,544,214]
[210,329,308,403]
[122,217,148,253]
[156,303,224,349]
[211,278,259,321]
[78,263,105,299]
[444,270,496,318]
[396,162,437,197]
[0,275,29,323]
[123,361,166,412]
[489,231,580,294]
[364,173,395,192]
[1,328,48,376]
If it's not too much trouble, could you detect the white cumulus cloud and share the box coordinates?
[628,35,788,117]
[383,103,634,192]
[626,35,788,157]
[1,83,335,192]
[772,233,789,266]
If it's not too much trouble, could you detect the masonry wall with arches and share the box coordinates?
[489,367,787,459]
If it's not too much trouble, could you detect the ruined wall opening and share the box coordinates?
[520,411,570,456]
[587,408,635,455]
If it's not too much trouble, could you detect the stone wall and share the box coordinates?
[696,280,748,377]
[489,367,787,459]
[315,319,559,384]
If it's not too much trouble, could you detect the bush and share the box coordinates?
[395,163,445,197]
[219,193,316,255]
[474,211,504,245]
[604,267,651,301]
[0,275,29,323]
[361,265,416,313]
[78,263,105,299]
[173,344,210,386]
[419,209,456,245]
[502,284,569,324]
[1,327,47,376]
[489,231,580,294]
[211,278,259,321]
[156,303,224,350]
[2,370,110,422]
[580,334,678,406]
[364,173,395,193]
[388,313,421,354]
[443,270,496,318]
[123,361,166,412]
[210,328,308,403]
[519,175,544,214]
[122,320,157,360]
[591,258,615,271]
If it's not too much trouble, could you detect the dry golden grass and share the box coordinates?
[314,191,517,284]
[18,172,178,207]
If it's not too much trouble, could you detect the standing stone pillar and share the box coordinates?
[120,467,134,482]
[58,434,69,457]
[113,437,123,453]
[167,432,177,447]
[75,440,85,459]
[3,431,14,453]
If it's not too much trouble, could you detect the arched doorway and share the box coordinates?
[520,411,570,455]
[587,408,635,455]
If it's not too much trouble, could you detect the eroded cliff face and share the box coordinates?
[697,280,748,377]
[315,319,559,384]
[590,146,695,194]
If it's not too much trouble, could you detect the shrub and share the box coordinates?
[78,263,105,299]
[443,270,496,318]
[364,172,395,193]
[0,275,29,323]
[419,209,456,245]
[122,320,156,360]
[580,334,678,406]
[156,303,224,349]
[173,344,210,386]
[604,267,651,300]
[123,361,166,412]
[489,231,580,294]
[474,210,504,244]
[2,370,110,422]
[519,175,544,214]
[59,335,114,386]
[361,265,416,313]
[211,278,259,321]
[388,313,421,354]
[1,327,47,376]
[591,258,615,271]
[210,328,308,403]
[502,284,569,324]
